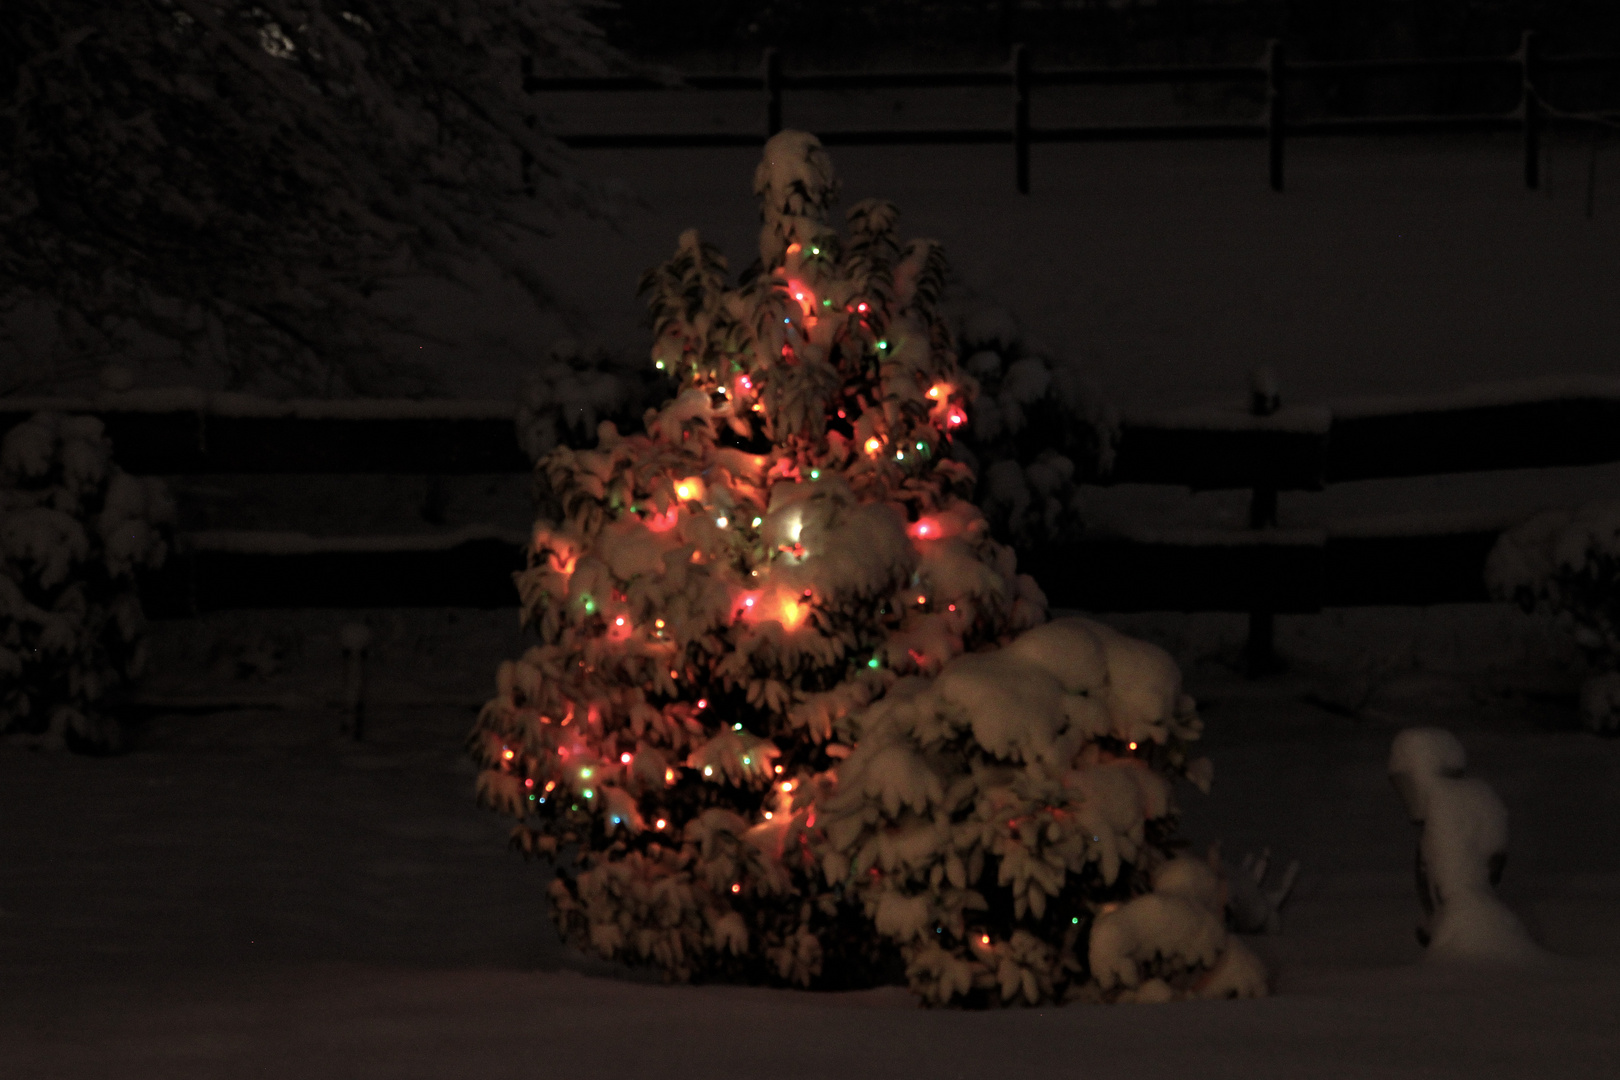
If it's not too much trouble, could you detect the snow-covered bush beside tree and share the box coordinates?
[821,615,1264,1004]
[474,132,1255,1004]
[0,413,173,751]
[1487,502,1620,733]
[515,339,673,466]
[949,307,1117,548]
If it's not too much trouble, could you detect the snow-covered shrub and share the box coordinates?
[948,305,1118,548]
[473,133,1246,1004]
[0,413,173,751]
[1487,502,1620,733]
[515,339,672,463]
[820,616,1260,1005]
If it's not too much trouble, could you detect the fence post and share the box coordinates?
[1013,43,1031,194]
[1245,367,1281,677]
[764,48,782,137]
[1522,30,1540,190]
[1265,39,1286,192]
[339,622,371,741]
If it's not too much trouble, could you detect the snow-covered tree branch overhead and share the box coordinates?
[0,1,619,397]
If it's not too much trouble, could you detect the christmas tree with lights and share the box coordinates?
[473,131,1265,1003]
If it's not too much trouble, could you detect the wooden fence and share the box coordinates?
[8,378,1620,635]
[526,35,1620,192]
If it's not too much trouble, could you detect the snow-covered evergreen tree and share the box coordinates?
[475,132,1261,1003]
[1,1,619,397]
[0,413,173,751]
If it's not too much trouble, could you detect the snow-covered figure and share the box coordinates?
[1488,501,1620,733]
[474,133,1246,1003]
[1388,728,1543,964]
[1,413,173,751]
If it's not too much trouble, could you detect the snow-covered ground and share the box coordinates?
[3,618,1618,1078]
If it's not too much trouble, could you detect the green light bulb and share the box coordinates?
[868,656,881,669]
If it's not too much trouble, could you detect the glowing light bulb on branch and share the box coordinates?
[864,436,883,455]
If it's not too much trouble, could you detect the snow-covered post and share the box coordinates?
[339,622,372,742]
[1245,367,1281,676]
[1387,727,1542,963]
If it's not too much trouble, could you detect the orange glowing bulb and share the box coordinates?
[664,768,675,784]
[614,616,625,627]
[676,483,692,499]
[917,595,927,605]
[502,748,514,760]
[864,436,883,455]
[764,811,773,820]
[731,883,742,894]
[696,698,708,710]
[774,764,784,774]
[980,935,991,946]
[655,818,667,829]
[620,752,632,764]
[655,619,665,628]
[544,780,557,792]
[786,242,801,255]
[1128,741,1138,751]
[927,384,945,400]
[781,781,793,793]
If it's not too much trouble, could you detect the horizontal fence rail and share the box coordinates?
[8,376,1620,619]
[11,377,1620,486]
[134,521,1503,617]
[529,38,1620,192]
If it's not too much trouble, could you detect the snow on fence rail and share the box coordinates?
[524,36,1620,193]
[8,377,1618,618]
